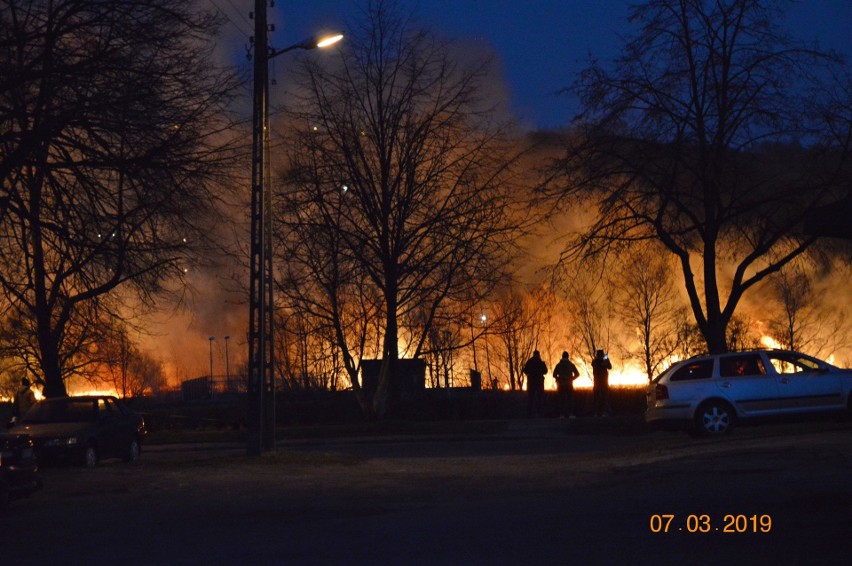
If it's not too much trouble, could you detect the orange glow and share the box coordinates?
[67,388,122,398]
[549,362,652,390]
[761,335,783,349]
[2,387,121,403]
[564,367,649,389]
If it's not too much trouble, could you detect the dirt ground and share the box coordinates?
[2,417,851,565]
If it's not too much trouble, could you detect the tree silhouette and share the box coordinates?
[278,1,521,417]
[0,0,240,396]
[763,260,849,359]
[550,0,852,354]
[612,246,686,382]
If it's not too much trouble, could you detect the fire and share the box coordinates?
[546,362,651,390]
[761,336,783,349]
[67,388,122,398]
[608,367,650,386]
[4,387,122,403]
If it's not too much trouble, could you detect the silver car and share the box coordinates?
[645,349,852,435]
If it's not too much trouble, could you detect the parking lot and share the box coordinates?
[2,417,851,565]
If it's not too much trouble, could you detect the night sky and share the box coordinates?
[215,0,852,130]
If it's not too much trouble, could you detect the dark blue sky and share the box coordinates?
[216,1,852,130]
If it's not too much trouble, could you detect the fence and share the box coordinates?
[180,374,246,402]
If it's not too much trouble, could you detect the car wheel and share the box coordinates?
[84,443,98,468]
[124,438,140,463]
[694,400,735,436]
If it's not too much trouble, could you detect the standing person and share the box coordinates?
[591,349,612,417]
[553,351,580,418]
[523,350,548,417]
[14,377,37,422]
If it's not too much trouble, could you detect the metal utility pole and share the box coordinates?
[247,0,275,456]
[246,2,341,457]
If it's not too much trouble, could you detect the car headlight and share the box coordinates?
[43,437,79,447]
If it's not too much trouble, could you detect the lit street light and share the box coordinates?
[247,0,342,456]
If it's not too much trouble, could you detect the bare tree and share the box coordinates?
[0,0,241,396]
[490,288,552,391]
[763,260,849,358]
[612,245,686,381]
[557,258,614,363]
[275,307,352,392]
[671,308,706,360]
[418,310,460,389]
[549,0,852,354]
[96,325,165,398]
[278,1,521,417]
[0,296,119,391]
[724,314,762,352]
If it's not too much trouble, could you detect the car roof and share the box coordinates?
[680,348,799,362]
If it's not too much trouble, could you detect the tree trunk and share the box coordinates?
[701,318,729,355]
[371,290,399,419]
[39,338,67,398]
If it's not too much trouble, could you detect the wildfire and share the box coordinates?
[567,365,650,389]
[67,388,122,397]
[3,387,121,403]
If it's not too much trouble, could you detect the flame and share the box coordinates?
[3,387,122,403]
[67,388,122,398]
[761,335,783,349]
[546,362,651,390]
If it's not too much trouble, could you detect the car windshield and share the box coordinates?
[22,399,97,424]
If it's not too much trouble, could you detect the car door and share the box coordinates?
[763,351,843,411]
[715,353,780,415]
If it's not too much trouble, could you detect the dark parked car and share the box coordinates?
[0,432,42,504]
[16,396,147,468]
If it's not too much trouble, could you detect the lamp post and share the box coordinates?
[209,336,215,379]
[208,336,215,398]
[224,335,230,382]
[481,314,493,389]
[247,0,342,456]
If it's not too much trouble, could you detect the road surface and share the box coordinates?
[2,417,850,565]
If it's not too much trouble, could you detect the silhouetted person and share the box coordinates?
[553,351,580,418]
[523,350,548,417]
[592,349,612,417]
[14,377,36,421]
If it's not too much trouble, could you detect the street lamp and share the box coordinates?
[208,336,215,399]
[209,336,215,379]
[224,335,231,382]
[247,0,342,456]
[480,315,492,389]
